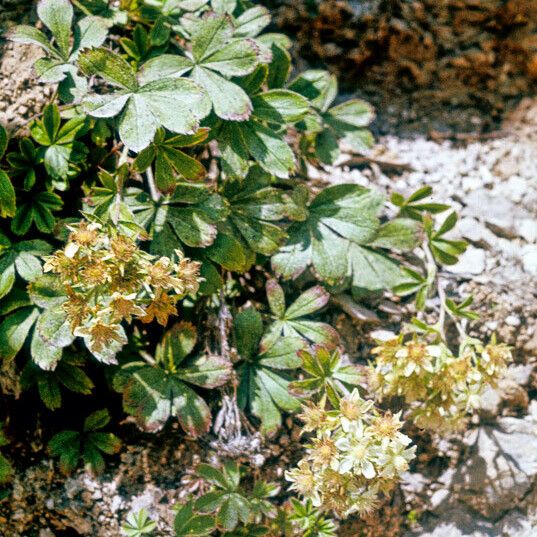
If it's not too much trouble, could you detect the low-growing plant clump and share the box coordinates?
[0,0,512,534]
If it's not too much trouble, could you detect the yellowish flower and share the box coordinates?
[285,461,320,505]
[141,292,178,326]
[309,434,338,470]
[298,402,330,433]
[81,258,111,286]
[109,293,146,323]
[63,287,91,331]
[110,235,137,262]
[74,320,127,353]
[68,221,100,247]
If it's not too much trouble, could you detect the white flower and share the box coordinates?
[335,434,378,478]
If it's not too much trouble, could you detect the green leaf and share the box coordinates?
[0,307,39,361]
[238,121,295,178]
[14,252,42,282]
[266,44,291,89]
[326,99,375,128]
[37,0,74,58]
[44,144,72,179]
[266,279,285,318]
[156,322,198,368]
[11,192,63,235]
[192,66,252,121]
[138,55,193,85]
[0,125,7,159]
[0,255,15,300]
[272,184,382,283]
[174,501,215,537]
[290,346,361,405]
[179,353,232,389]
[81,50,212,152]
[78,47,138,90]
[35,308,75,350]
[201,39,259,77]
[7,25,60,58]
[233,307,263,360]
[0,453,13,484]
[118,350,217,435]
[84,409,110,432]
[285,285,329,319]
[30,321,64,371]
[223,172,296,255]
[369,218,421,251]
[191,15,233,62]
[0,171,16,218]
[48,430,80,474]
[123,509,157,537]
[152,188,226,251]
[234,312,302,433]
[28,274,67,308]
[315,128,339,165]
[234,6,271,37]
[73,15,109,55]
[288,70,337,112]
[252,89,309,123]
[348,243,407,292]
[262,284,338,349]
[205,232,250,272]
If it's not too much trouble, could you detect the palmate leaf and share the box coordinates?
[79,48,211,152]
[0,307,40,361]
[150,183,229,254]
[48,409,121,474]
[0,236,52,300]
[29,105,89,179]
[217,66,309,178]
[114,323,231,435]
[0,126,16,218]
[9,0,109,101]
[290,346,361,407]
[21,353,94,410]
[11,191,63,236]
[134,127,208,194]
[174,500,215,537]
[123,509,157,537]
[272,184,420,291]
[140,15,262,121]
[234,308,303,433]
[289,69,375,163]
[263,281,339,349]
[220,165,306,257]
[194,461,263,532]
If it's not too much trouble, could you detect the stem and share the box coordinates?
[423,242,466,341]
[112,146,130,225]
[71,0,92,16]
[146,167,161,203]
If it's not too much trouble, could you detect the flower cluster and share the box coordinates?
[43,221,201,360]
[285,390,415,518]
[369,334,512,431]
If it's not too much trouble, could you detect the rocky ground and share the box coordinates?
[2,22,537,537]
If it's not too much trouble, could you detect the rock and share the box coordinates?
[457,217,496,247]
[506,315,521,327]
[522,246,537,275]
[496,511,537,537]
[477,364,533,416]
[518,219,537,243]
[446,246,486,275]
[407,508,537,537]
[454,418,537,518]
[406,506,495,537]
